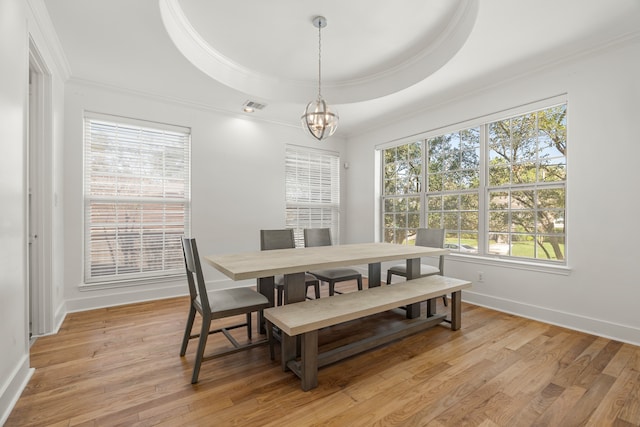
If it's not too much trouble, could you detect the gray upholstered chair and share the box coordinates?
[260,229,321,305]
[386,228,447,306]
[180,237,270,384]
[304,228,363,296]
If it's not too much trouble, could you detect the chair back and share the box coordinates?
[304,228,332,247]
[260,229,295,250]
[415,228,445,249]
[181,237,211,311]
[415,228,445,274]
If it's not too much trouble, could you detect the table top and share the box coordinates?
[204,242,448,281]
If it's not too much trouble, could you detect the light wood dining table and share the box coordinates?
[205,242,449,332]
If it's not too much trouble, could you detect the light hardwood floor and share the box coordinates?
[7,281,640,426]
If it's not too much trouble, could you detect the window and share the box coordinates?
[84,113,191,283]
[426,129,480,253]
[486,105,566,260]
[285,145,340,247]
[381,103,567,263]
[382,141,422,244]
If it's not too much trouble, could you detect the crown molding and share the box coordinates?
[67,77,302,131]
[26,0,72,80]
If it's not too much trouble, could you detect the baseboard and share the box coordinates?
[463,290,640,346]
[56,274,640,346]
[65,283,188,313]
[0,355,34,425]
[53,300,67,334]
[64,277,254,313]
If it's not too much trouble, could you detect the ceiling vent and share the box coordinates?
[242,100,267,112]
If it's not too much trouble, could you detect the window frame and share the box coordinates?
[379,97,567,266]
[83,112,191,285]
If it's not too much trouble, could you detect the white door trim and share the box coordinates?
[28,37,54,337]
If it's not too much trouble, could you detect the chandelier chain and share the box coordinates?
[317,21,322,100]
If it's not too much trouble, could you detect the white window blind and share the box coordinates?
[84,113,191,283]
[285,145,340,247]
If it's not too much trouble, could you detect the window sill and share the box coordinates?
[80,273,184,291]
[445,253,571,276]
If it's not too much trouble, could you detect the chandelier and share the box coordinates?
[301,16,339,141]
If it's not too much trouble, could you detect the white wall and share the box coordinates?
[62,82,349,311]
[345,38,640,345]
[0,0,67,421]
[0,0,31,423]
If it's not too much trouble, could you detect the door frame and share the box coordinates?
[28,38,54,337]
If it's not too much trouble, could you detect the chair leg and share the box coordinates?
[386,270,393,284]
[442,295,448,307]
[180,305,197,356]
[313,283,320,299]
[246,312,252,339]
[192,315,211,384]
[329,281,335,296]
[356,276,363,291]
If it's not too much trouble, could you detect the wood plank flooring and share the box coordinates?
[7,281,640,426]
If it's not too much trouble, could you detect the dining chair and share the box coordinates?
[180,237,271,384]
[304,228,363,296]
[386,228,448,306]
[260,229,321,305]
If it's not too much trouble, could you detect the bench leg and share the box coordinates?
[301,330,318,391]
[281,332,297,372]
[451,290,462,331]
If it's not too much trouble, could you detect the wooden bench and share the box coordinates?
[263,275,472,390]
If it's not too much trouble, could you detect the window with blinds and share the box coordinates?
[285,145,340,247]
[84,113,191,283]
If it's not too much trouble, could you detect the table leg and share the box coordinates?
[265,319,275,361]
[279,272,307,361]
[405,257,422,319]
[406,257,421,279]
[368,262,381,288]
[257,276,275,334]
[451,290,462,331]
[301,330,318,391]
[426,298,437,318]
[406,303,421,318]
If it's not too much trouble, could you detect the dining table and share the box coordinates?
[205,242,449,332]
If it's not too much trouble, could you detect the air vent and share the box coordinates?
[242,100,267,112]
